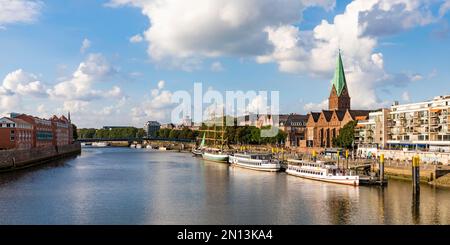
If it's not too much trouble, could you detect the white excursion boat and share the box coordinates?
[286,159,359,186]
[229,153,280,172]
[92,142,109,147]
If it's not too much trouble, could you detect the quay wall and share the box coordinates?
[0,143,81,172]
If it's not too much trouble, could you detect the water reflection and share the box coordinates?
[412,191,420,225]
[0,147,448,225]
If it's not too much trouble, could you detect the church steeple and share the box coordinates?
[328,50,351,111]
[333,50,347,96]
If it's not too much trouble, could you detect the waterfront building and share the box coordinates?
[50,115,72,146]
[160,123,176,129]
[355,108,390,149]
[387,95,450,152]
[144,121,161,138]
[303,51,372,149]
[0,113,74,150]
[14,114,53,148]
[280,114,308,147]
[256,114,290,128]
[0,117,33,150]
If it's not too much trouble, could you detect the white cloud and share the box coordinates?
[48,53,120,101]
[63,100,89,113]
[439,0,450,17]
[131,80,174,124]
[108,0,448,110]
[401,91,410,102]
[210,61,225,72]
[410,74,423,82]
[107,0,336,68]
[0,0,43,27]
[2,69,47,97]
[247,95,269,114]
[303,99,328,112]
[157,80,165,90]
[129,34,143,43]
[259,0,445,109]
[80,38,91,53]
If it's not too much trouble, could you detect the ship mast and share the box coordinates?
[213,109,217,147]
[221,106,225,151]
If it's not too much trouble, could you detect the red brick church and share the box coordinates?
[302,51,372,149]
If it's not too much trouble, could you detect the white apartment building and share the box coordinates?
[355,108,390,148]
[387,95,450,152]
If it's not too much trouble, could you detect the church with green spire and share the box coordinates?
[328,50,351,111]
[304,50,374,149]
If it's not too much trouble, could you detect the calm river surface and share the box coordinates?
[0,147,449,225]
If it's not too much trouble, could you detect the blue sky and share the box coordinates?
[0,0,450,128]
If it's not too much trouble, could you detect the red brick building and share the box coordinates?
[0,113,74,150]
[50,115,72,146]
[14,114,53,148]
[0,117,33,150]
[303,51,372,149]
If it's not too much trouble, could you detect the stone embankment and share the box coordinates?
[0,143,81,172]
[429,174,450,188]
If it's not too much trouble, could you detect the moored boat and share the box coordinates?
[136,144,142,149]
[92,142,109,147]
[286,159,359,186]
[192,132,206,157]
[202,150,229,163]
[192,148,203,157]
[229,153,280,172]
[130,144,136,148]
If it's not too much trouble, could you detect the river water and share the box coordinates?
[0,147,448,225]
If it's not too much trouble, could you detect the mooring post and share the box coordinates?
[346,149,349,170]
[380,154,385,186]
[412,156,420,194]
[337,150,340,170]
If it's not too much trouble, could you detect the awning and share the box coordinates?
[430,108,442,113]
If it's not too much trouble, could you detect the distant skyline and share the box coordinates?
[1,0,450,128]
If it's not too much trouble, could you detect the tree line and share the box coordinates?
[77,124,287,145]
[200,124,287,145]
[78,127,146,139]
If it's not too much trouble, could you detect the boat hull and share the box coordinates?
[192,149,203,157]
[202,152,229,163]
[229,156,280,172]
[286,167,359,186]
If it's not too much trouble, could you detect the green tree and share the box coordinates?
[169,129,180,139]
[137,128,146,138]
[72,124,78,140]
[332,121,357,149]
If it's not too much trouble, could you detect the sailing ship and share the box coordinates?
[192,132,205,157]
[286,159,359,186]
[201,108,229,163]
